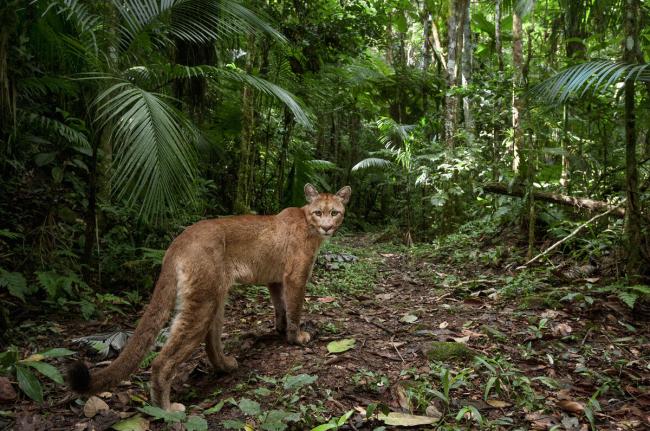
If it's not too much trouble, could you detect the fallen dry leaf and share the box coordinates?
[525,412,560,430]
[438,321,449,329]
[376,293,394,301]
[541,309,560,319]
[83,395,109,418]
[452,335,470,344]
[0,376,17,401]
[486,399,511,408]
[552,323,573,337]
[378,412,439,426]
[425,403,442,419]
[170,402,186,412]
[317,296,336,303]
[394,384,411,412]
[461,329,487,339]
[557,400,584,414]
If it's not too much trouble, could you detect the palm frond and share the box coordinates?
[93,80,198,222]
[20,111,90,149]
[351,158,393,172]
[45,0,100,53]
[529,60,650,105]
[115,0,284,51]
[515,0,536,17]
[304,159,337,171]
[155,64,311,127]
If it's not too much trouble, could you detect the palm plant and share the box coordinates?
[44,0,309,221]
[529,60,650,104]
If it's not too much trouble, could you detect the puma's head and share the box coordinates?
[304,183,351,238]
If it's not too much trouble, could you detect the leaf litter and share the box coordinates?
[5,234,650,430]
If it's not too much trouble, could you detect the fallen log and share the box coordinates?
[482,182,626,218]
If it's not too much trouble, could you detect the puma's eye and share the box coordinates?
[314,210,322,217]
[331,210,339,216]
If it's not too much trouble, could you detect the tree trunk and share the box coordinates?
[444,0,467,148]
[461,0,473,136]
[430,19,445,71]
[623,0,642,276]
[482,183,626,218]
[276,107,294,208]
[494,0,503,72]
[561,104,570,190]
[511,10,524,174]
[234,35,256,214]
[82,135,98,283]
[563,0,587,60]
[422,8,432,111]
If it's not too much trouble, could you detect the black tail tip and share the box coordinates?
[67,360,91,393]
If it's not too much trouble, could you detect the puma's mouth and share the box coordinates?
[319,228,334,237]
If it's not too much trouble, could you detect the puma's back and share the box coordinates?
[167,184,349,285]
[69,183,351,411]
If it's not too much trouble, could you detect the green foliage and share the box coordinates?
[0,269,32,302]
[310,410,354,431]
[474,356,541,410]
[0,347,74,403]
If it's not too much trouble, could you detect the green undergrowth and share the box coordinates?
[309,236,384,297]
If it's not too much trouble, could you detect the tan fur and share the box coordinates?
[68,184,351,410]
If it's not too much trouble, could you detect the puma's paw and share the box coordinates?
[217,356,238,372]
[275,323,287,334]
[288,331,311,345]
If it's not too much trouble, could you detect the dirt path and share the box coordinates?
[6,233,650,430]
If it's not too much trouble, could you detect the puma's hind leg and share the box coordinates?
[268,282,287,334]
[150,297,215,410]
[205,294,238,372]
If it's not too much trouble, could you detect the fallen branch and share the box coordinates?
[482,182,625,218]
[516,204,624,270]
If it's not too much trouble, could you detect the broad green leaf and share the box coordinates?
[21,361,63,384]
[337,410,354,426]
[222,419,246,430]
[185,415,208,431]
[111,414,149,431]
[0,269,29,302]
[254,387,272,397]
[310,423,337,431]
[282,373,318,390]
[137,405,185,422]
[204,399,228,415]
[0,348,19,368]
[237,398,261,416]
[16,364,43,403]
[40,348,75,358]
[326,338,356,353]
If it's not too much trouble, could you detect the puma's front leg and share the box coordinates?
[268,282,287,334]
[283,274,310,345]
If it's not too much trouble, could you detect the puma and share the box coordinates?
[68,184,351,410]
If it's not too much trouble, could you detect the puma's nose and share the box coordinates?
[323,225,334,233]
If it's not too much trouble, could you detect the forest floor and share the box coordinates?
[5,226,650,430]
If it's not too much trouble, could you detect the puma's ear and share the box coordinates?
[304,183,319,203]
[335,186,352,205]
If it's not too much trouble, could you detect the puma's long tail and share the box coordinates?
[68,263,177,394]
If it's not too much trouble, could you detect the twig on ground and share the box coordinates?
[392,343,405,362]
[516,204,624,270]
[362,315,394,335]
